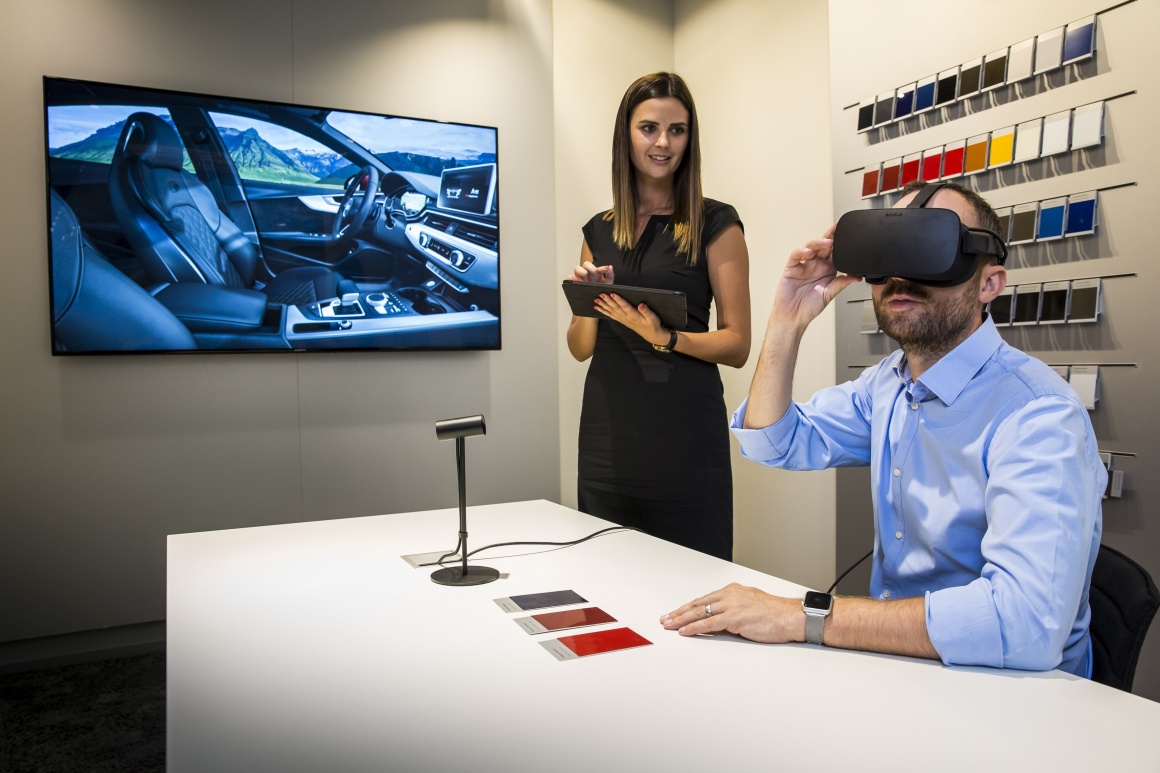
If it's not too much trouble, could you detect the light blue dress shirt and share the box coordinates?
[731,317,1104,676]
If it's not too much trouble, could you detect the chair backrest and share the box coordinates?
[108,111,257,289]
[1088,544,1160,692]
[50,190,196,352]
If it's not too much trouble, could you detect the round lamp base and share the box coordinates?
[431,565,500,586]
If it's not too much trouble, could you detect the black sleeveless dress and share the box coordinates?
[577,199,741,560]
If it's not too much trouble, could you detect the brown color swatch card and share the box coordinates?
[516,606,616,634]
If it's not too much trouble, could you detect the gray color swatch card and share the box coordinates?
[494,589,587,613]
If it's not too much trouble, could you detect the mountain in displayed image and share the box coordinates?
[370,151,497,178]
[283,147,349,179]
[217,127,329,185]
[51,117,196,171]
[51,119,333,186]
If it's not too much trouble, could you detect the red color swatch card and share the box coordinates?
[540,627,652,661]
[516,606,616,634]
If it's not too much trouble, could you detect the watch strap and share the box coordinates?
[804,611,826,645]
[652,329,679,353]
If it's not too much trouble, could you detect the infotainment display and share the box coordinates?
[438,163,496,216]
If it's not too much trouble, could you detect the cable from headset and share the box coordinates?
[827,549,873,594]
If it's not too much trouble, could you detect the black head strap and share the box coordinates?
[906,182,1007,265]
[907,182,947,209]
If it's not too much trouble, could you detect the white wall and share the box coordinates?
[0,0,561,646]
[676,0,837,589]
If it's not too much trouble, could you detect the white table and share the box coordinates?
[167,500,1160,772]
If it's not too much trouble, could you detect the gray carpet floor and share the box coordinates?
[0,652,165,772]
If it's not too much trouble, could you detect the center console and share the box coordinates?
[283,285,497,349]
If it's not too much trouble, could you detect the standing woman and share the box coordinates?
[566,72,751,560]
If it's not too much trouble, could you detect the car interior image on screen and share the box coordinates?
[44,77,501,354]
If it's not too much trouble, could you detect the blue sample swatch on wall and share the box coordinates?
[1037,203,1066,240]
[1065,199,1097,235]
[914,81,936,111]
[1062,22,1095,64]
[894,87,914,119]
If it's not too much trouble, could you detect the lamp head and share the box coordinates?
[435,415,486,441]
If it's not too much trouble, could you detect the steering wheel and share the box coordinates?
[332,165,381,240]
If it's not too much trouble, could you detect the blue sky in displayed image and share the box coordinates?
[48,104,160,148]
[327,112,495,158]
[49,103,495,161]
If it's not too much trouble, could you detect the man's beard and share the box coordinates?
[873,278,980,362]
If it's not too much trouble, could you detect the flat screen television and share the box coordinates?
[44,76,501,354]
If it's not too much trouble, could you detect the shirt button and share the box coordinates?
[893,468,901,477]
[883,590,892,599]
[895,531,903,539]
[911,402,919,410]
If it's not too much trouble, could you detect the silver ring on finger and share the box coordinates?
[704,603,713,617]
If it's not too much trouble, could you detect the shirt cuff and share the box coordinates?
[729,398,797,464]
[925,581,1004,669]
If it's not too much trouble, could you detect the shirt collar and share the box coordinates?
[893,316,1003,406]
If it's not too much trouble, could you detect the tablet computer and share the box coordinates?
[561,280,687,330]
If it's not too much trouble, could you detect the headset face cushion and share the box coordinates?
[832,208,979,287]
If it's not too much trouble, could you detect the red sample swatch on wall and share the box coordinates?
[941,143,966,177]
[921,149,943,182]
[880,160,902,192]
[900,156,921,186]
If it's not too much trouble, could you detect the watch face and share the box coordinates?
[804,591,833,612]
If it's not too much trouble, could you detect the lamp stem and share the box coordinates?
[457,436,468,574]
[429,420,498,586]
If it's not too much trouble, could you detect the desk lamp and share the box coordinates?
[431,415,500,586]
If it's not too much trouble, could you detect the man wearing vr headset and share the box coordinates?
[661,181,1104,677]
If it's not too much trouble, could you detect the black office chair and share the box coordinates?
[1088,544,1159,692]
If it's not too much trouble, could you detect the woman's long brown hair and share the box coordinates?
[606,72,704,263]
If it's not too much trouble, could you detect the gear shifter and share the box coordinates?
[331,280,362,316]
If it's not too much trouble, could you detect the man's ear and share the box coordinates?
[978,263,1006,304]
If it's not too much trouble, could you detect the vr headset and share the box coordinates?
[832,183,1007,287]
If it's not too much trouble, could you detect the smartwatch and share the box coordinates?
[802,590,833,645]
[652,329,679,353]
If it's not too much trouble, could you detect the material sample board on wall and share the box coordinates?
[1063,15,1097,65]
[1065,191,1098,235]
[894,83,915,120]
[1071,101,1104,149]
[1007,37,1036,82]
[989,126,1015,168]
[1014,118,1043,163]
[914,74,937,114]
[983,48,1008,90]
[1034,26,1065,74]
[942,140,966,178]
[1041,110,1072,155]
